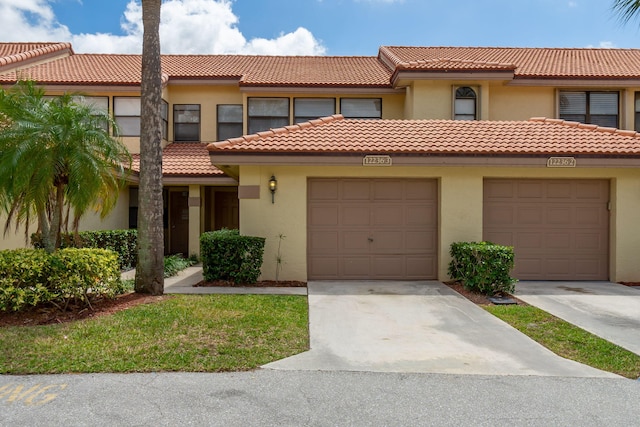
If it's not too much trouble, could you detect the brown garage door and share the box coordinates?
[307,178,437,280]
[484,179,609,280]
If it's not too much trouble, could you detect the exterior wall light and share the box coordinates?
[269,175,278,203]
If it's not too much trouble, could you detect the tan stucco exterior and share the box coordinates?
[238,164,640,283]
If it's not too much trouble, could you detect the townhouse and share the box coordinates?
[2,42,640,282]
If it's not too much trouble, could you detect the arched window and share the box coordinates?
[454,87,477,120]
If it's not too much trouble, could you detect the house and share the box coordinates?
[2,42,640,283]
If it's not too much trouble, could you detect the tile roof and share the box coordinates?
[379,46,640,79]
[0,42,73,71]
[0,54,391,88]
[132,143,225,177]
[208,115,640,156]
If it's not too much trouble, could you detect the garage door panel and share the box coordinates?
[342,231,370,251]
[309,179,339,200]
[407,205,437,225]
[372,205,403,225]
[342,180,370,200]
[516,232,543,249]
[341,257,371,277]
[517,182,544,198]
[309,257,339,279]
[517,207,543,224]
[546,207,572,225]
[484,179,608,280]
[309,206,339,226]
[373,180,403,200]
[308,178,437,280]
[309,231,338,252]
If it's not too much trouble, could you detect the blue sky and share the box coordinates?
[2,0,640,55]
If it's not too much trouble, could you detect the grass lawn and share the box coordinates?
[485,305,640,379]
[0,294,308,374]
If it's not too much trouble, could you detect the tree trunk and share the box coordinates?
[135,0,164,295]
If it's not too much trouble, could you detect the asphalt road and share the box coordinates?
[1,370,639,426]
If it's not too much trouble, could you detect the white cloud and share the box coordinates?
[0,0,326,55]
[586,41,617,48]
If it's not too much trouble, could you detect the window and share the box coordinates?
[294,98,335,123]
[114,97,141,137]
[454,87,477,120]
[559,91,619,128]
[217,104,243,140]
[174,104,201,142]
[161,100,168,140]
[635,93,640,132]
[340,98,382,119]
[248,98,289,134]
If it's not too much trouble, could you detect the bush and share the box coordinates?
[164,254,198,278]
[448,241,517,295]
[0,248,123,312]
[32,229,137,270]
[200,229,265,284]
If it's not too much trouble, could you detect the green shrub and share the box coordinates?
[32,229,137,270]
[0,248,123,312]
[164,254,198,278]
[49,248,122,308]
[200,229,265,284]
[448,241,517,295]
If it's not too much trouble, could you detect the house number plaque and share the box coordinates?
[363,155,392,166]
[546,157,576,168]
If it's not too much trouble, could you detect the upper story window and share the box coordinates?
[634,93,640,132]
[454,87,477,120]
[161,100,168,140]
[248,98,289,134]
[340,98,382,119]
[559,91,619,128]
[294,98,336,123]
[217,104,243,140]
[114,97,140,137]
[174,104,201,142]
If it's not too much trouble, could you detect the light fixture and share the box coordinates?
[269,175,277,204]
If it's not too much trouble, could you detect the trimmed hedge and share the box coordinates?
[0,248,123,312]
[200,229,265,284]
[448,241,517,296]
[32,229,137,270]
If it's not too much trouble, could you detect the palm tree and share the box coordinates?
[0,80,131,253]
[612,1,640,23]
[135,0,165,295]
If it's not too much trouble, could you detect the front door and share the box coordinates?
[169,189,189,255]
[214,191,239,230]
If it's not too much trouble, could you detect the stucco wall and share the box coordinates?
[0,187,130,250]
[239,164,640,283]
[488,85,555,121]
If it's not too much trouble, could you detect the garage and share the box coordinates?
[483,179,609,280]
[307,178,438,280]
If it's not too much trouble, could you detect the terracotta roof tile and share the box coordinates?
[0,54,391,87]
[0,42,73,72]
[380,46,640,79]
[208,115,640,156]
[132,143,224,176]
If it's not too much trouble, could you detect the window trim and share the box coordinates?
[217,104,243,141]
[559,90,619,128]
[114,96,141,137]
[173,104,201,142]
[294,97,336,123]
[161,99,168,141]
[453,86,478,120]
[339,98,382,119]
[247,97,290,134]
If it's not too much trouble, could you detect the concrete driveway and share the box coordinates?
[515,281,640,355]
[263,281,616,377]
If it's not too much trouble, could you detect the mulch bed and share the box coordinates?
[443,281,527,306]
[0,280,517,328]
[0,293,170,327]
[619,282,640,287]
[194,280,307,288]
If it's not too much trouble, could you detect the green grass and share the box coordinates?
[0,295,308,374]
[485,305,640,379]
